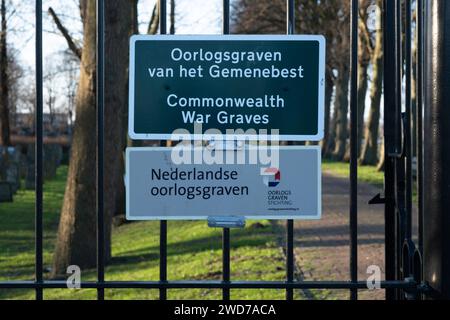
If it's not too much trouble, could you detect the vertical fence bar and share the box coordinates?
[395,0,403,156]
[286,221,294,300]
[35,0,43,301]
[96,0,105,301]
[287,0,295,35]
[169,0,175,35]
[400,0,415,290]
[286,0,295,302]
[159,0,168,301]
[416,0,424,255]
[405,0,413,242]
[159,220,167,300]
[160,0,167,35]
[222,228,230,300]
[222,0,231,301]
[423,0,450,299]
[395,0,403,298]
[223,0,230,34]
[383,0,399,300]
[349,0,359,301]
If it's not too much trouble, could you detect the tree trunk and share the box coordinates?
[357,61,369,157]
[131,0,139,34]
[331,64,350,161]
[377,138,385,172]
[0,0,10,148]
[324,107,336,158]
[52,0,133,276]
[411,24,417,158]
[359,17,383,166]
[147,2,159,35]
[343,56,369,164]
[103,0,134,255]
[119,1,140,217]
[321,69,334,156]
[357,5,371,158]
[52,0,98,277]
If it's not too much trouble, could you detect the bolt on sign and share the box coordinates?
[128,35,326,141]
[126,147,321,220]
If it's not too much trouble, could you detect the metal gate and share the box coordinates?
[0,0,445,300]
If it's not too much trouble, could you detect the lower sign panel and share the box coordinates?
[126,146,321,220]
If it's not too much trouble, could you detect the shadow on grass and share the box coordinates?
[111,227,276,266]
[110,252,159,265]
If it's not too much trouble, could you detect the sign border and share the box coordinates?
[128,34,326,141]
[125,145,322,221]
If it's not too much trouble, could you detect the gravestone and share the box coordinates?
[0,147,9,180]
[54,145,63,167]
[18,151,27,180]
[0,153,4,178]
[43,144,63,180]
[25,144,35,190]
[0,147,20,190]
[25,144,63,182]
[26,143,35,163]
[5,162,20,194]
[10,146,22,163]
[0,181,13,203]
[10,146,26,180]
[25,162,35,190]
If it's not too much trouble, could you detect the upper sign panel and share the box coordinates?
[129,35,326,141]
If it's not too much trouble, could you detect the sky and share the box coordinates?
[15,0,223,67]
[8,0,223,113]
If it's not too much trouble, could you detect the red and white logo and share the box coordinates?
[260,167,281,187]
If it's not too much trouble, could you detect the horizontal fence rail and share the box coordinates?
[0,280,418,290]
[35,0,44,301]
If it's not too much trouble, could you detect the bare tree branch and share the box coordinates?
[48,7,82,60]
[147,2,159,35]
[358,11,374,56]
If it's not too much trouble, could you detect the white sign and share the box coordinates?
[126,146,321,220]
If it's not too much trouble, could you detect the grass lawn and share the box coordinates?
[0,166,288,300]
[322,159,384,188]
[322,159,420,202]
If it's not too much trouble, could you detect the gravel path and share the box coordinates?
[287,171,388,300]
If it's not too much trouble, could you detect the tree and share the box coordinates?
[44,58,57,127]
[0,0,10,148]
[329,3,350,161]
[17,74,36,128]
[232,0,285,34]
[359,0,383,165]
[330,61,350,161]
[231,0,350,154]
[322,70,334,153]
[341,0,374,162]
[51,0,134,276]
[377,137,384,171]
[51,0,98,276]
[7,48,24,126]
[147,1,159,35]
[356,0,372,157]
[61,50,79,131]
[102,0,134,256]
[131,0,138,34]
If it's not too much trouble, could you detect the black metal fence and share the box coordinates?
[0,0,430,300]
